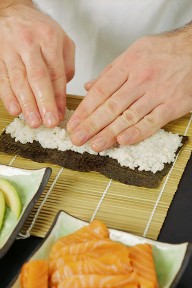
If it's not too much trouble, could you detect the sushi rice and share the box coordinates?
[5,109,183,173]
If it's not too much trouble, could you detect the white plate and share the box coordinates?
[0,164,51,259]
[11,210,192,288]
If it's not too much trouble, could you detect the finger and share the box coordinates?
[84,64,112,91]
[117,104,172,145]
[69,79,146,147]
[5,54,42,127]
[42,46,66,122]
[84,79,97,91]
[67,64,128,132]
[90,93,159,151]
[0,60,21,116]
[52,63,66,122]
[22,47,59,128]
[63,35,75,83]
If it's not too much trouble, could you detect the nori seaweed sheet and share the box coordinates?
[0,131,188,188]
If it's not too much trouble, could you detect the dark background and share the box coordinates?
[0,154,192,288]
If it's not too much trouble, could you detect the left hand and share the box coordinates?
[67,33,192,152]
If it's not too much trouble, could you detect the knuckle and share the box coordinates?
[14,93,34,110]
[38,97,50,106]
[144,114,158,129]
[133,126,142,140]
[29,67,48,80]
[66,67,75,82]
[137,67,156,84]
[49,67,64,81]
[122,109,139,125]
[43,26,55,41]
[88,117,99,133]
[106,126,118,139]
[20,28,34,47]
[91,84,106,98]
[105,99,121,116]
[20,99,34,110]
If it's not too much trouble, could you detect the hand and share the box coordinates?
[0,3,75,128]
[67,33,192,151]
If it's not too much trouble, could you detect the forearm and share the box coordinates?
[166,21,192,47]
[0,0,33,14]
[177,21,192,45]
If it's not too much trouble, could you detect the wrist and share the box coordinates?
[0,0,33,15]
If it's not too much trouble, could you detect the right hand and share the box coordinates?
[0,3,75,128]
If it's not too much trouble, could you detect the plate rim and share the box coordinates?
[0,165,52,260]
[170,242,192,288]
[9,209,192,288]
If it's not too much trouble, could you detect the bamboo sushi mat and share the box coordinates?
[0,95,192,240]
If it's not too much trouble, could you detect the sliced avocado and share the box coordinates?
[0,190,6,230]
[0,179,22,219]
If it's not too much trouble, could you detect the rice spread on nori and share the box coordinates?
[0,109,187,188]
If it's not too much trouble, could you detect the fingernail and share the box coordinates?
[71,130,86,145]
[67,118,80,132]
[92,138,106,151]
[44,112,58,127]
[9,102,21,115]
[27,112,41,127]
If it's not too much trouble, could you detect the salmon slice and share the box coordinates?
[49,254,91,275]
[57,220,109,245]
[57,274,139,288]
[50,220,109,260]
[129,244,158,288]
[49,239,129,274]
[20,259,48,288]
[50,238,128,259]
[51,251,132,284]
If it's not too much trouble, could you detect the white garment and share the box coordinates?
[35,0,192,96]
